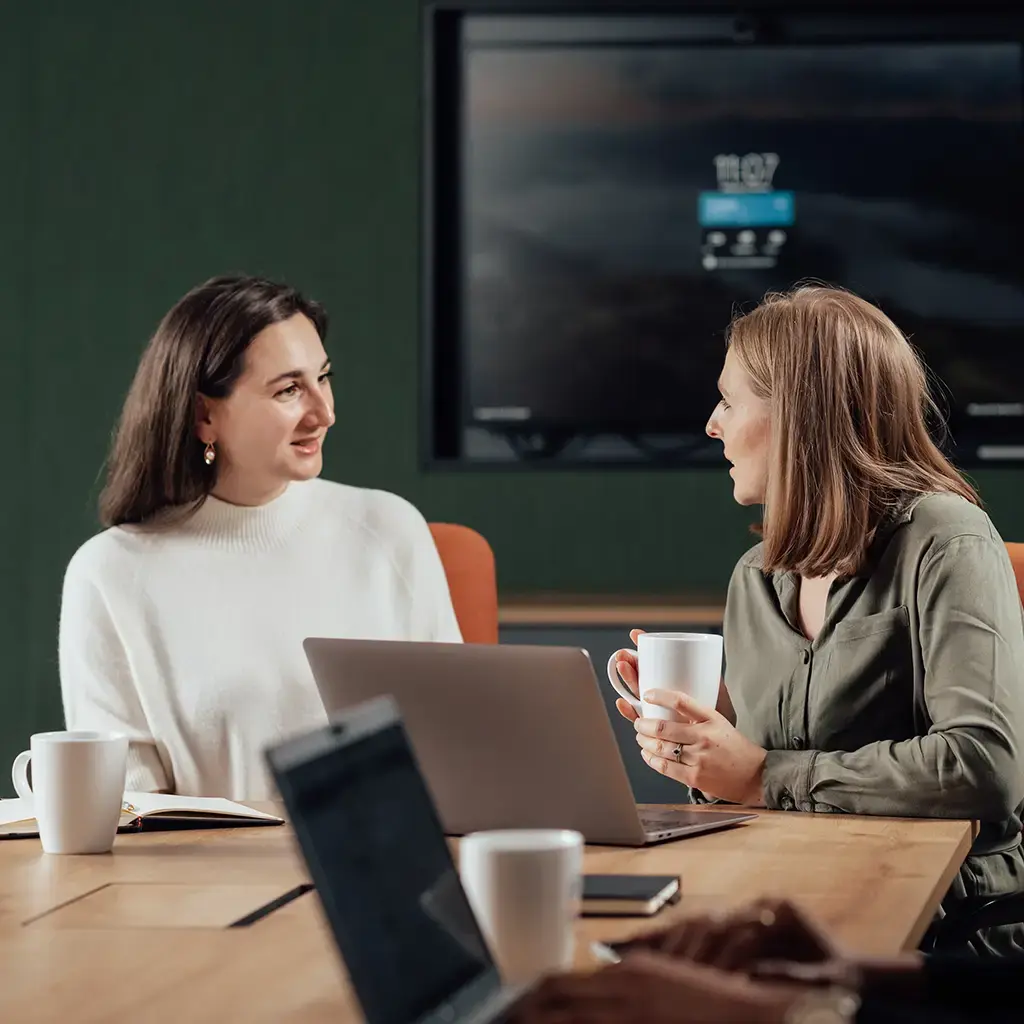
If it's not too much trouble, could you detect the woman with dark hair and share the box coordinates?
[59,275,461,799]
[611,286,1024,953]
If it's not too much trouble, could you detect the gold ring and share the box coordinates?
[672,743,683,763]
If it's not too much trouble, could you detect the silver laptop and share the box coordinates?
[304,638,756,845]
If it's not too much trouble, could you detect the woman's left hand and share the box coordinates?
[635,690,768,804]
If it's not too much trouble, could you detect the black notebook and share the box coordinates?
[581,874,681,917]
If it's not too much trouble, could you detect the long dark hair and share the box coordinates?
[99,274,328,527]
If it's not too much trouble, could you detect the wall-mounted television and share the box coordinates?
[423,2,1024,467]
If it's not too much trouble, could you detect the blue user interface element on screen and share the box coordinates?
[698,191,795,228]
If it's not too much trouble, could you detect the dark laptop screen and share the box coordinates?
[276,722,495,1024]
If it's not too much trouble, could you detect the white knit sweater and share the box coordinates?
[58,479,462,799]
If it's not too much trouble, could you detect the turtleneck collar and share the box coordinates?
[172,479,315,551]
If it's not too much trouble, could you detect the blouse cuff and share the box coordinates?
[762,749,817,811]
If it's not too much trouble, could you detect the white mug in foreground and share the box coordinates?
[459,829,583,986]
[606,631,723,722]
[11,731,128,854]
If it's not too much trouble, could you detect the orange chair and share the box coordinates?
[429,523,499,644]
[1005,542,1024,606]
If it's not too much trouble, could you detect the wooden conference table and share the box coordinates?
[0,804,973,1023]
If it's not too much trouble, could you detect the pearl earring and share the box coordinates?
[203,442,216,466]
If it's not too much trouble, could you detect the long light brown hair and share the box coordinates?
[99,275,328,527]
[728,284,979,577]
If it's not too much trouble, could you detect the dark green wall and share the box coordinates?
[3,1,1024,777]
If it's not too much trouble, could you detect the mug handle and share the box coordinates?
[606,652,642,713]
[11,750,32,799]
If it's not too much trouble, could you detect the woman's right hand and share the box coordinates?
[610,628,646,722]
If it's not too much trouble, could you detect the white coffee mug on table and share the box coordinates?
[606,631,723,721]
[11,730,128,854]
[459,828,583,985]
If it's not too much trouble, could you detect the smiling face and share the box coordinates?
[705,347,771,506]
[197,313,335,506]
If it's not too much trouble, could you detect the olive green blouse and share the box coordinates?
[718,492,1024,951]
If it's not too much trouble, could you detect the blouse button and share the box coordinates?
[801,649,811,664]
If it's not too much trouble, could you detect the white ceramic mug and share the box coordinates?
[459,829,583,985]
[606,631,723,721]
[11,731,128,854]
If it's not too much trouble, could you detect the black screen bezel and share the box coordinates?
[266,699,503,1024]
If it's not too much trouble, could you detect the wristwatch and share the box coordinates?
[784,986,861,1024]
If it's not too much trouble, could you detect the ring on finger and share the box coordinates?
[671,743,684,763]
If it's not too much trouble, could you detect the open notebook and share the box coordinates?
[0,791,283,838]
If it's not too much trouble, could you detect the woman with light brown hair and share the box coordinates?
[612,284,1024,953]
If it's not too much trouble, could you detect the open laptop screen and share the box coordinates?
[268,706,496,1024]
